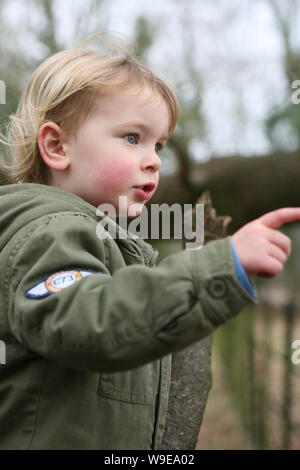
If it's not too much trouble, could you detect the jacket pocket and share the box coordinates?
[98,363,157,405]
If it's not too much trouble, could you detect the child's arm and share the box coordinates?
[3,213,255,374]
[5,208,299,374]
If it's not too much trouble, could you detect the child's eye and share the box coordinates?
[155,143,163,153]
[124,134,139,145]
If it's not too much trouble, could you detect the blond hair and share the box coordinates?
[0,32,179,184]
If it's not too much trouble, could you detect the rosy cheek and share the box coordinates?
[93,158,135,195]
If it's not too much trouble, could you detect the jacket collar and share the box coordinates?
[96,211,159,267]
[0,183,159,267]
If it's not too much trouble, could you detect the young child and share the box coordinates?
[0,33,299,450]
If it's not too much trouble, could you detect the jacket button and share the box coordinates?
[207,278,228,299]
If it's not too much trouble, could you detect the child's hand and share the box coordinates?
[231,208,300,278]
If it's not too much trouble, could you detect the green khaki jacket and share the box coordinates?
[0,184,258,450]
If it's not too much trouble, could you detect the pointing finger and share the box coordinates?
[259,208,300,230]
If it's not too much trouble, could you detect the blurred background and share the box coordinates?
[1,0,300,450]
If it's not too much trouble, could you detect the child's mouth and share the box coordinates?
[133,183,155,200]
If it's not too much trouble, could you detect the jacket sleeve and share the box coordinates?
[4,212,258,373]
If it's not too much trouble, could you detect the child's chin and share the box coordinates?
[127,209,141,218]
[127,203,144,218]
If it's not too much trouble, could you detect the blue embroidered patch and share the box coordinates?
[25,269,98,299]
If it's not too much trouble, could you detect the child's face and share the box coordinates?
[61,87,170,217]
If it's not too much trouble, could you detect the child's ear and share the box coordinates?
[38,122,70,171]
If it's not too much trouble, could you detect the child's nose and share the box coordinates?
[140,150,162,173]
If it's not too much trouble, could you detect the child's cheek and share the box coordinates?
[93,158,136,195]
